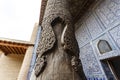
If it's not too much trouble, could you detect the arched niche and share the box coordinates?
[97,40,112,54]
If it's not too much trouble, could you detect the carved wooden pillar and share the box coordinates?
[43,0,71,21]
[34,0,86,80]
[38,0,77,58]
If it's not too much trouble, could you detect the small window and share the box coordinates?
[97,40,112,54]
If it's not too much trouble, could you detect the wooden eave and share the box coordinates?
[0,38,34,55]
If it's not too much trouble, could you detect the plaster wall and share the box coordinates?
[0,53,24,80]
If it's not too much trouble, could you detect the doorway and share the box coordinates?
[108,58,120,80]
[101,57,120,80]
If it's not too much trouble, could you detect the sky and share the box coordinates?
[0,0,41,41]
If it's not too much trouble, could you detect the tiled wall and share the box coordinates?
[75,0,120,80]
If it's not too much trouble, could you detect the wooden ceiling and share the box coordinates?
[39,0,95,25]
[0,38,34,55]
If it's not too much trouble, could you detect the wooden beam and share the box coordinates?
[0,42,30,49]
